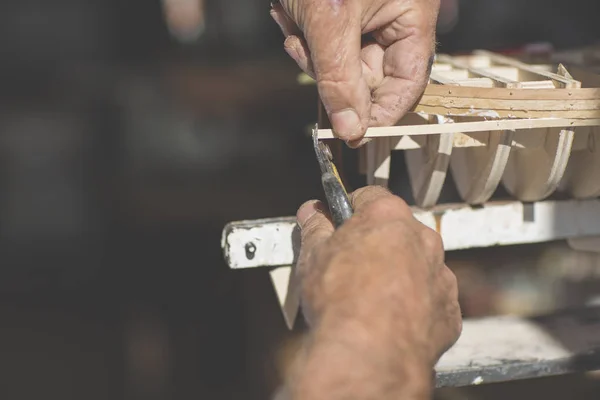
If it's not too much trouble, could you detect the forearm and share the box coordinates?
[287,313,434,400]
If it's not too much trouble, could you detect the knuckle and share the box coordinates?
[354,187,411,218]
[362,196,398,218]
[353,185,391,201]
[371,197,412,222]
[317,77,355,94]
[420,226,444,254]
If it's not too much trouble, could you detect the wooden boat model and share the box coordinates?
[313,50,600,208]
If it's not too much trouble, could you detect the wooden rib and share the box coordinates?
[366,137,400,187]
[501,65,578,202]
[317,117,600,139]
[365,113,430,187]
[405,115,455,209]
[558,67,600,198]
[450,124,514,204]
[559,126,600,198]
[435,61,516,205]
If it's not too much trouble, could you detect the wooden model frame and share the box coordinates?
[316,50,600,208]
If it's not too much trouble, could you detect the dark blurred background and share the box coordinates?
[0,0,600,399]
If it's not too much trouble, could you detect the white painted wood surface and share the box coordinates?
[435,306,600,387]
[222,199,600,269]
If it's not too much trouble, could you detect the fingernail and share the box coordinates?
[330,109,362,140]
[346,137,372,148]
[284,38,300,62]
[297,200,320,228]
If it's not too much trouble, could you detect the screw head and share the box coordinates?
[245,242,257,260]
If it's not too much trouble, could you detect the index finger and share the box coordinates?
[300,0,371,142]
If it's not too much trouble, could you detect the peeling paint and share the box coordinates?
[222,199,600,269]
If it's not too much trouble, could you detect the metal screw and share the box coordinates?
[245,242,257,260]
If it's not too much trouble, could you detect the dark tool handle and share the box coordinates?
[321,172,353,228]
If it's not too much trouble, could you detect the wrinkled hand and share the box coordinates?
[295,186,461,366]
[271,0,440,146]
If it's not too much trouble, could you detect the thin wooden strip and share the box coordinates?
[414,106,600,119]
[419,95,600,111]
[300,71,600,99]
[430,70,471,82]
[474,50,581,88]
[317,117,600,139]
[423,85,600,100]
[436,54,520,88]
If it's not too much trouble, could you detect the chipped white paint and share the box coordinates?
[434,307,600,385]
[471,376,484,385]
[222,199,600,269]
[223,221,296,269]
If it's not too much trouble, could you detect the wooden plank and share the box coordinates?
[316,117,600,139]
[414,106,600,119]
[422,85,600,100]
[418,96,600,112]
[298,69,600,99]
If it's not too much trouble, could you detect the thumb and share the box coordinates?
[296,200,335,277]
[297,200,335,253]
[300,1,371,141]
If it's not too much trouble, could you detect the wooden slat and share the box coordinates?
[421,84,600,100]
[317,117,600,139]
[474,50,581,88]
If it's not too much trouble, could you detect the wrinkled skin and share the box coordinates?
[288,186,461,399]
[271,0,440,146]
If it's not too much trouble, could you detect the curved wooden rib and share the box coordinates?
[450,119,514,205]
[365,136,398,187]
[559,126,600,198]
[502,127,575,201]
[500,65,579,202]
[557,67,600,199]
[405,115,455,209]
[432,57,515,205]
